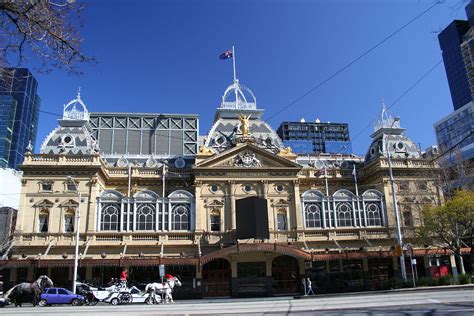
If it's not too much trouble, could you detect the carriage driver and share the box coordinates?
[164,274,174,283]
[119,268,128,288]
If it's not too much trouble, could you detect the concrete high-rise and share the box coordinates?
[0,68,40,169]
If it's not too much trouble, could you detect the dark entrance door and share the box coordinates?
[202,259,231,297]
[272,255,299,294]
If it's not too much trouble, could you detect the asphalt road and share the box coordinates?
[1,287,473,315]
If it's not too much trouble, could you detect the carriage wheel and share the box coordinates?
[72,298,82,306]
[118,293,132,305]
[89,297,99,306]
[110,298,119,305]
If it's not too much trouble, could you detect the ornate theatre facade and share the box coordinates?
[1,81,449,297]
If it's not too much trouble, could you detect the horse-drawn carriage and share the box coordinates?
[77,282,148,305]
[3,274,182,307]
[76,275,182,306]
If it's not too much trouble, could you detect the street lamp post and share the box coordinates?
[68,176,81,294]
[385,118,407,284]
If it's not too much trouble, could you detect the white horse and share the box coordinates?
[145,276,182,303]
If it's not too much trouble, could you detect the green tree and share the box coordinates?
[417,190,474,274]
[0,0,93,73]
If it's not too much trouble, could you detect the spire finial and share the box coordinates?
[77,86,81,99]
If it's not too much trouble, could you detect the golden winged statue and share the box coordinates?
[238,114,251,136]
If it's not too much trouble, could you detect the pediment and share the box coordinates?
[194,143,301,170]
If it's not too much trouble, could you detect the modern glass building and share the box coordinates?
[435,2,474,165]
[0,68,40,169]
[438,20,471,111]
[0,95,17,167]
[434,101,474,161]
[276,120,352,154]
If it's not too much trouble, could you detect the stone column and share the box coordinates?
[423,255,431,278]
[87,178,99,233]
[27,266,34,281]
[195,264,203,298]
[228,181,236,230]
[230,255,238,297]
[293,180,304,231]
[362,257,370,290]
[16,179,28,233]
[10,267,17,283]
[265,253,274,297]
[86,266,92,281]
[392,256,400,278]
[194,181,205,233]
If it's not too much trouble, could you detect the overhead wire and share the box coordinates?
[22,1,445,155]
[264,0,443,121]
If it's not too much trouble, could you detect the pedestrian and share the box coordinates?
[302,277,307,295]
[119,268,128,289]
[306,277,315,295]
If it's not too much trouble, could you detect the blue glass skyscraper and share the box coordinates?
[0,68,40,169]
[438,20,471,111]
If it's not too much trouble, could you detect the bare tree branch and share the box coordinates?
[0,0,94,74]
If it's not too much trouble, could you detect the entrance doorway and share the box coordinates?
[272,255,299,294]
[202,259,231,297]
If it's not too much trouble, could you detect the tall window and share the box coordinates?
[38,210,49,233]
[277,212,287,231]
[101,204,120,231]
[403,212,413,227]
[366,203,382,226]
[336,202,352,227]
[305,203,322,228]
[210,212,220,232]
[172,204,190,230]
[137,204,156,230]
[64,212,74,232]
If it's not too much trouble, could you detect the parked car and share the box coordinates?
[39,288,84,306]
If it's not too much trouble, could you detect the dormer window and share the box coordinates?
[41,182,52,192]
[67,182,77,192]
[61,135,75,148]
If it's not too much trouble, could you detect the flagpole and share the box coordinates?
[324,166,329,196]
[232,45,237,82]
[128,164,132,197]
[353,165,359,196]
[232,46,239,107]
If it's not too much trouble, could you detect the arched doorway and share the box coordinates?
[202,258,231,297]
[272,255,299,294]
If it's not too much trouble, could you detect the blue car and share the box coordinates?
[39,288,84,306]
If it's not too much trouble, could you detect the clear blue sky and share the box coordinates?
[33,0,469,156]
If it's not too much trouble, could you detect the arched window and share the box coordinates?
[336,202,352,227]
[101,204,120,231]
[137,203,156,230]
[64,210,75,233]
[98,190,124,231]
[172,203,190,230]
[38,210,49,233]
[169,190,194,231]
[301,190,325,229]
[305,203,322,228]
[366,202,382,226]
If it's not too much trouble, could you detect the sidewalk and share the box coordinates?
[294,283,474,299]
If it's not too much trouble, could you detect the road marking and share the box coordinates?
[428,299,441,303]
